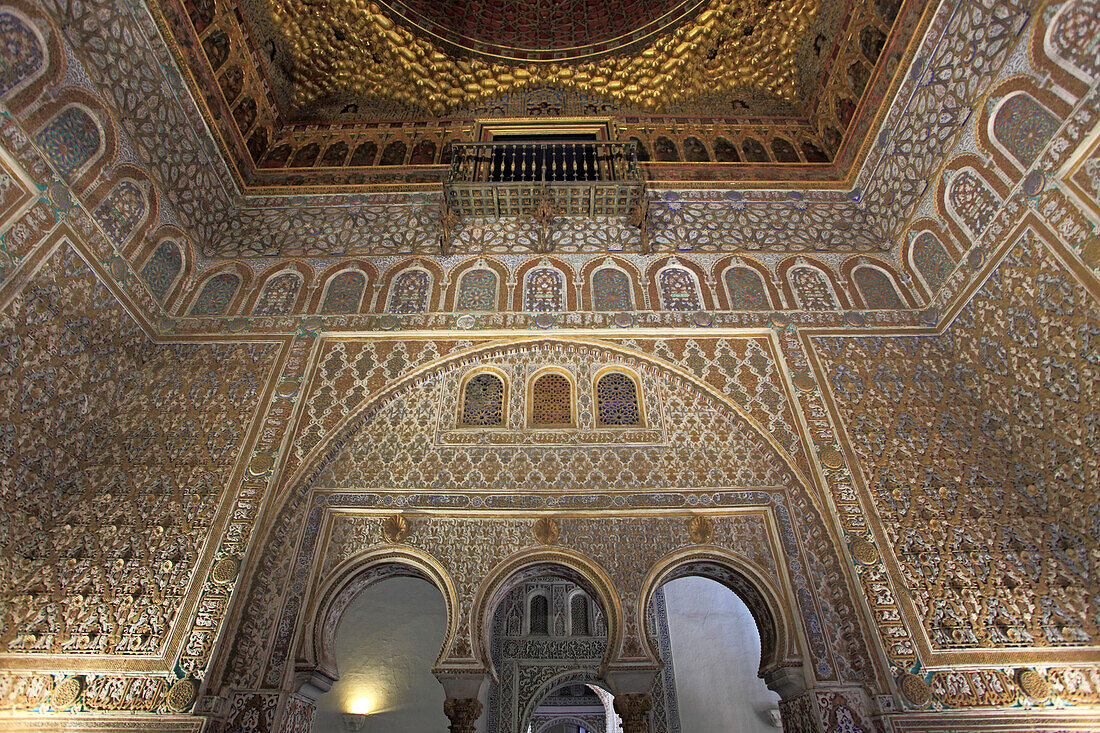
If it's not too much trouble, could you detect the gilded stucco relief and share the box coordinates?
[0,0,1098,728]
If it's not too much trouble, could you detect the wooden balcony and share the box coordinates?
[444,141,645,219]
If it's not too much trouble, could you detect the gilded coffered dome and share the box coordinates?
[264,0,813,115]
[373,0,709,63]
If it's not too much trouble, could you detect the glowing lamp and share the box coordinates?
[343,697,372,730]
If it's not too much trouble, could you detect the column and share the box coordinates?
[443,697,483,733]
[612,692,652,733]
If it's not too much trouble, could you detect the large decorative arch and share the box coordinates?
[209,337,874,703]
[295,546,459,690]
[638,548,802,683]
[471,549,622,680]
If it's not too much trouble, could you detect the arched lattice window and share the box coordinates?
[460,372,505,427]
[591,267,633,311]
[190,273,239,316]
[657,266,702,311]
[388,268,431,314]
[253,273,302,316]
[595,371,640,427]
[456,268,498,311]
[570,594,590,636]
[529,594,549,635]
[321,270,366,314]
[853,267,903,309]
[530,372,573,427]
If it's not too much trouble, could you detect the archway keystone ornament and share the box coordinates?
[849,538,879,566]
[533,517,560,545]
[166,677,199,712]
[817,445,844,469]
[212,556,240,584]
[381,514,414,543]
[686,514,714,544]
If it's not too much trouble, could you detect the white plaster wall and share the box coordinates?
[662,576,782,733]
[312,577,450,733]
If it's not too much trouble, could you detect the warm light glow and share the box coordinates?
[349,697,372,715]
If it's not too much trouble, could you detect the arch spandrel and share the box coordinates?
[213,337,878,704]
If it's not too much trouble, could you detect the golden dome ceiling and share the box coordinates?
[372,0,710,63]
[151,0,930,190]
[266,0,813,115]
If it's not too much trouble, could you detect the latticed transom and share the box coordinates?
[530,373,573,427]
[596,372,640,426]
[461,372,505,426]
[570,594,590,635]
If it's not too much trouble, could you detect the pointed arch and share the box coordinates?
[981,82,1065,172]
[839,257,918,309]
[472,549,622,678]
[319,269,368,315]
[379,260,443,314]
[139,237,184,304]
[251,271,305,316]
[938,157,1007,245]
[638,548,802,684]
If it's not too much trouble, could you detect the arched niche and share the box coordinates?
[295,547,460,695]
[638,549,804,694]
[471,551,622,683]
[208,337,873,711]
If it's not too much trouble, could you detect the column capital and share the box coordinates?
[613,692,652,733]
[443,697,483,733]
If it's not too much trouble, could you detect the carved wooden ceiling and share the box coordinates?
[150,0,934,190]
